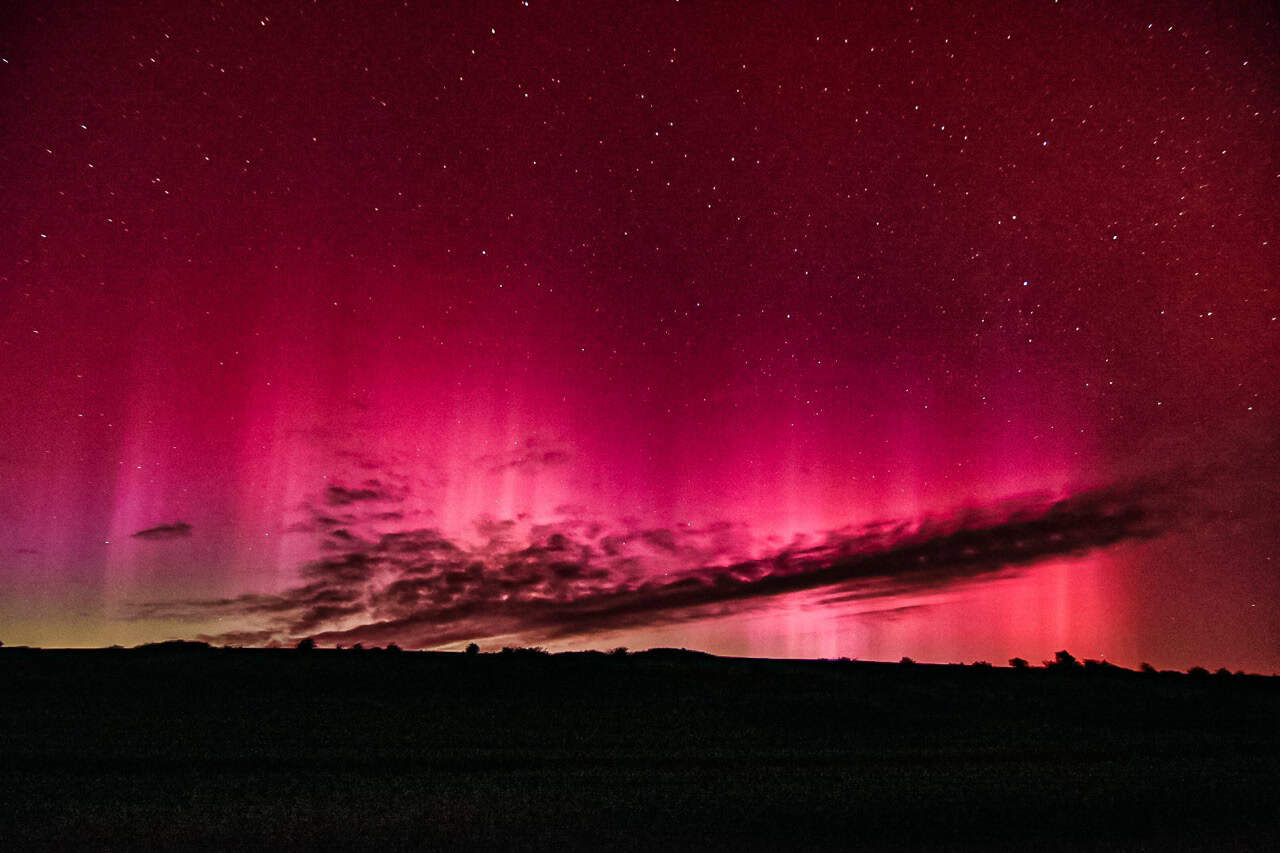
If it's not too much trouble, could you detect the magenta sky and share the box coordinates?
[2,1,1276,670]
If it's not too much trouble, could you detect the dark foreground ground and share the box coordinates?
[1,646,1277,851]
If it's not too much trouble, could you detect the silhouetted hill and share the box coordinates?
[632,646,715,659]
[131,639,217,654]
[1,647,1276,850]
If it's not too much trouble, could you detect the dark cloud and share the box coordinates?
[324,479,405,506]
[130,476,1175,648]
[284,507,413,535]
[131,522,193,541]
[837,603,935,622]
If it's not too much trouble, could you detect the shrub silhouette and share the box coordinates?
[465,642,480,655]
[1045,650,1081,671]
[296,637,315,651]
[1140,662,1157,674]
[386,643,402,653]
[610,646,629,657]
[1187,666,1209,678]
[1008,657,1029,670]
[970,661,993,669]
[351,643,364,652]
[1215,667,1232,678]
[899,656,915,666]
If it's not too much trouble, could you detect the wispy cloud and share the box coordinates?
[133,475,1173,649]
[131,522,193,541]
[323,479,405,506]
[478,437,571,475]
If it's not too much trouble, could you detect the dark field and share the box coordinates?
[1,646,1277,850]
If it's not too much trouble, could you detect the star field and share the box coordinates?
[0,1,1276,668]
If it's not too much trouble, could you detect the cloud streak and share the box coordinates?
[131,522,193,541]
[131,475,1175,649]
[323,479,405,506]
[478,437,571,475]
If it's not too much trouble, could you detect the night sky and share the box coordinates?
[2,1,1276,670]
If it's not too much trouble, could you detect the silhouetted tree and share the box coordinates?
[1045,650,1081,671]
[1140,662,1157,674]
[351,643,364,652]
[970,661,993,669]
[610,646,629,657]
[1009,657,1029,669]
[1215,667,1232,678]
[1187,666,1209,678]
[465,642,480,655]
[386,643,402,653]
[296,637,315,651]
[899,656,915,666]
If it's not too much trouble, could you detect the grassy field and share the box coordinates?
[2,646,1277,850]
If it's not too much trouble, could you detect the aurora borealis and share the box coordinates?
[1,1,1276,670]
